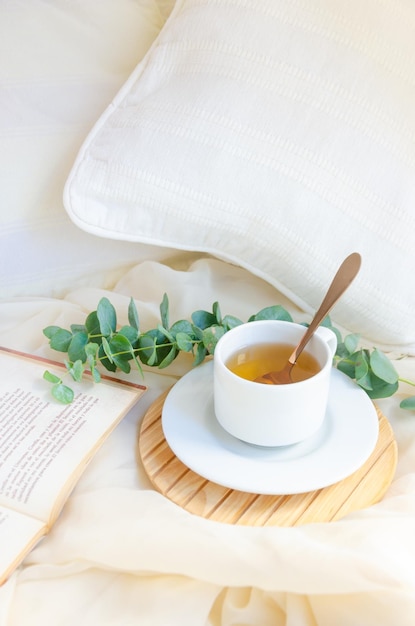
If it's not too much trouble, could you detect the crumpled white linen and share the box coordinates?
[1,257,415,626]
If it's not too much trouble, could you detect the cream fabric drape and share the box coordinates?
[1,258,415,626]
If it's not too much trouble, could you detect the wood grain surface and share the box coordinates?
[137,390,397,526]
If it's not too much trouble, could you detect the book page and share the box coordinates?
[0,348,145,524]
[0,506,46,585]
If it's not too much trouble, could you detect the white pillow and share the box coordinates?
[64,0,415,352]
[0,0,177,299]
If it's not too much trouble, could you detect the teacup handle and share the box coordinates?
[315,326,338,358]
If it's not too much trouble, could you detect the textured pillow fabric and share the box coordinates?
[64,0,415,352]
[0,0,178,299]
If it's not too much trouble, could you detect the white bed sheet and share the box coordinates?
[1,257,415,626]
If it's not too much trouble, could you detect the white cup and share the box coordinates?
[213,320,337,447]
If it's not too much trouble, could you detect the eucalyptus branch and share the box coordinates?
[42,294,415,410]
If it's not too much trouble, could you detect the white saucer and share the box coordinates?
[161,361,379,495]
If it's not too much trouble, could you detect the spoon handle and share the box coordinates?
[288,252,362,365]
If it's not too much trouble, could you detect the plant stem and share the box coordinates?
[399,377,415,387]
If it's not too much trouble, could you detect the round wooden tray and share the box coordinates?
[137,390,397,526]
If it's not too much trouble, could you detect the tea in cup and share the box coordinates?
[213,320,337,446]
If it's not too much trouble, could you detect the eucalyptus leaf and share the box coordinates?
[157,324,175,342]
[320,316,332,327]
[213,301,222,325]
[43,325,61,340]
[191,309,217,330]
[98,343,117,372]
[336,354,357,379]
[222,315,243,330]
[158,346,179,369]
[107,334,133,373]
[248,305,293,323]
[128,297,139,331]
[137,330,171,366]
[365,379,399,400]
[43,370,61,384]
[370,349,399,384]
[51,383,74,404]
[91,367,101,383]
[354,350,372,389]
[400,396,415,410]
[355,371,373,391]
[67,332,88,363]
[160,293,169,329]
[49,328,73,352]
[118,325,139,344]
[101,336,114,363]
[97,297,117,336]
[335,342,351,359]
[191,324,204,341]
[85,311,101,338]
[70,324,86,334]
[202,325,226,354]
[344,333,360,355]
[193,342,208,367]
[66,359,84,382]
[85,342,99,358]
[175,332,194,352]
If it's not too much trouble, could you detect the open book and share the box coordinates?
[0,347,146,585]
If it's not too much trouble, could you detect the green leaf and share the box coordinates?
[157,324,175,342]
[118,325,139,344]
[248,305,293,322]
[336,354,358,379]
[91,367,101,383]
[344,333,360,355]
[170,319,194,337]
[43,370,62,384]
[85,311,101,338]
[107,334,134,372]
[213,301,222,324]
[400,396,415,411]
[67,331,88,363]
[70,324,86,334]
[335,342,350,359]
[175,332,194,352]
[202,325,226,354]
[193,342,207,367]
[191,324,204,341]
[43,325,62,340]
[48,328,73,352]
[222,315,243,330]
[354,350,372,390]
[98,343,117,372]
[51,383,74,404]
[191,309,217,330]
[128,298,140,331]
[65,359,84,382]
[97,297,117,336]
[85,342,99,358]
[111,356,131,374]
[101,336,114,363]
[370,349,399,384]
[85,343,99,376]
[160,293,169,329]
[137,330,172,367]
[130,351,144,378]
[320,315,332,327]
[365,378,399,399]
[158,346,179,369]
